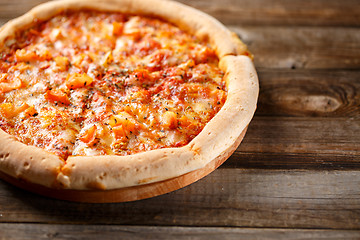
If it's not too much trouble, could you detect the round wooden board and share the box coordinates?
[0,127,247,203]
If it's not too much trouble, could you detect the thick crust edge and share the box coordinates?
[0,0,258,191]
[0,129,64,188]
[0,125,247,202]
[57,55,258,190]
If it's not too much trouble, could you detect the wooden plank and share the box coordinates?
[232,27,360,69]
[0,0,48,19]
[256,70,360,117]
[225,152,360,170]
[1,0,359,27]
[231,69,360,169]
[238,116,360,156]
[1,169,360,229]
[1,224,360,240]
[178,0,360,27]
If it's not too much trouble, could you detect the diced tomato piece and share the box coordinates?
[15,49,38,62]
[178,115,192,128]
[66,73,93,89]
[0,102,29,118]
[160,111,178,129]
[108,112,142,134]
[45,89,70,105]
[112,124,127,139]
[79,125,97,144]
[0,103,14,118]
[0,77,22,94]
[0,73,7,82]
[39,49,52,61]
[15,48,52,62]
[24,105,38,118]
[54,56,70,71]
[112,21,124,36]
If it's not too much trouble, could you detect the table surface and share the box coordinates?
[0,0,360,239]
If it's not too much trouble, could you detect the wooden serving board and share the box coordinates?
[0,128,247,203]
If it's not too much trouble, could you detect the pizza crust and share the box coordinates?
[0,129,64,188]
[57,55,258,190]
[0,0,258,192]
[0,0,248,57]
[0,126,247,202]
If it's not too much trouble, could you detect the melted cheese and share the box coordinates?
[0,11,226,159]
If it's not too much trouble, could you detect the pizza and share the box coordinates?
[0,0,258,202]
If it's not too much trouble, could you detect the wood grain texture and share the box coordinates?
[233,27,360,70]
[0,0,48,26]
[238,116,360,155]
[256,70,360,117]
[0,0,359,238]
[1,224,360,240]
[1,0,360,27]
[1,169,360,229]
[178,0,360,27]
[225,152,360,170]
[0,0,48,18]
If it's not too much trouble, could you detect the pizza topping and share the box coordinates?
[0,11,227,159]
[45,89,70,105]
[0,102,29,118]
[78,124,98,145]
[54,56,70,71]
[0,74,22,94]
[160,111,178,129]
[66,73,94,89]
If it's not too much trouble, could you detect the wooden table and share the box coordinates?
[1,0,360,239]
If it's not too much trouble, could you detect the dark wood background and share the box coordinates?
[0,0,360,239]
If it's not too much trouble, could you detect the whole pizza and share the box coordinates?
[0,0,258,202]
